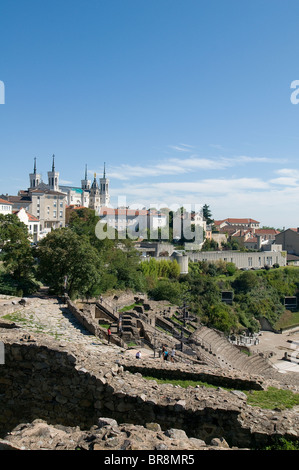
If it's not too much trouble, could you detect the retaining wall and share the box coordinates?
[1,329,299,449]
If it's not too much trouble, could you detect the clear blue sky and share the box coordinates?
[1,0,299,227]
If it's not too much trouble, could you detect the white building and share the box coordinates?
[5,157,111,238]
[60,163,110,214]
[0,198,12,215]
[13,208,40,243]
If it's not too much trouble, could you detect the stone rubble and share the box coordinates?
[0,418,243,451]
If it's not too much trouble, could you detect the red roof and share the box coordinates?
[245,237,258,243]
[27,213,39,222]
[255,229,280,235]
[13,208,39,222]
[222,218,259,224]
[0,198,12,205]
[66,205,86,210]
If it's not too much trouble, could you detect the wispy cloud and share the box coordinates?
[270,177,299,186]
[110,175,299,227]
[274,168,299,178]
[107,154,286,181]
[59,179,74,185]
[168,144,194,152]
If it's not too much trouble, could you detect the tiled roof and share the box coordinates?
[287,253,299,261]
[30,189,65,196]
[27,213,39,222]
[13,208,39,222]
[224,218,260,224]
[7,195,31,202]
[255,229,280,235]
[0,198,12,205]
[245,237,258,243]
[66,205,86,210]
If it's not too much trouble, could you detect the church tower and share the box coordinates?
[89,173,101,213]
[100,163,110,207]
[47,155,59,192]
[81,164,91,190]
[29,158,42,189]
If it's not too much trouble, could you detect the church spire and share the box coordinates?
[29,157,41,189]
[100,163,110,206]
[48,154,59,191]
[81,164,91,191]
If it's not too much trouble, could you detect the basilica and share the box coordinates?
[1,156,110,240]
[30,155,110,211]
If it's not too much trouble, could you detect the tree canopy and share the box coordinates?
[37,228,102,298]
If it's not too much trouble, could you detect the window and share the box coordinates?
[53,211,57,218]
[60,211,63,218]
[248,257,252,267]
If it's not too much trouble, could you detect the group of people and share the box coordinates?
[135,345,176,362]
[161,345,175,362]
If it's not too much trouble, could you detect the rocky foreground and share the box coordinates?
[0,418,243,451]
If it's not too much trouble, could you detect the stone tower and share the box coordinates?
[100,163,110,207]
[29,158,42,189]
[47,155,59,192]
[89,173,101,213]
[81,164,91,191]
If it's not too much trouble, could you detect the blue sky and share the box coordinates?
[1,0,299,227]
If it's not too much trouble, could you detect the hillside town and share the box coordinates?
[1,157,298,275]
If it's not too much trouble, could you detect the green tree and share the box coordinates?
[232,271,259,293]
[37,228,102,298]
[103,245,146,292]
[202,204,214,225]
[0,214,35,284]
[149,279,183,304]
[205,303,238,334]
[201,238,219,251]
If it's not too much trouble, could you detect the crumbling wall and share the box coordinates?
[0,329,299,449]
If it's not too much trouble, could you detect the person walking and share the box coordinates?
[107,326,111,344]
[170,348,175,362]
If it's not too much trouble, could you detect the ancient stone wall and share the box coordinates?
[66,298,123,347]
[120,359,265,391]
[1,328,299,449]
